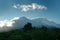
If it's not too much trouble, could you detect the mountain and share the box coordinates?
[13,17,60,28]
[0,17,60,32]
[13,17,30,29]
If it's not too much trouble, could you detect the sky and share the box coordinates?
[0,0,60,24]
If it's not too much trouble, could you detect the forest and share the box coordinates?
[0,23,60,40]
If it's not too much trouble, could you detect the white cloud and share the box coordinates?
[0,20,14,28]
[12,3,47,12]
[0,17,20,32]
[0,21,5,27]
[0,17,20,28]
[12,4,17,8]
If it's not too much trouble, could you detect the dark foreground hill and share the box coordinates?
[0,23,60,40]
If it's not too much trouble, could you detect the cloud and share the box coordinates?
[0,17,20,32]
[12,3,47,12]
[0,17,20,27]
[12,4,17,8]
[0,20,14,28]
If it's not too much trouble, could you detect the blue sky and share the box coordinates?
[0,0,60,24]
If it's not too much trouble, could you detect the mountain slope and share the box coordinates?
[0,17,60,32]
[13,17,59,28]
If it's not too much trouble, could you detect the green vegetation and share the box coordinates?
[0,23,60,40]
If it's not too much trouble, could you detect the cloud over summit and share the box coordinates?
[13,3,47,12]
[0,17,20,28]
[0,17,20,32]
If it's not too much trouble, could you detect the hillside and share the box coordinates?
[0,23,60,40]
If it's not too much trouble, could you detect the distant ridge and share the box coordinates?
[0,17,60,32]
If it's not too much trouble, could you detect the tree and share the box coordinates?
[23,23,32,30]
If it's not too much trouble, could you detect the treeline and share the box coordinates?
[0,23,60,40]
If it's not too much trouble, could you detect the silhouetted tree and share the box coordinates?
[23,23,32,30]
